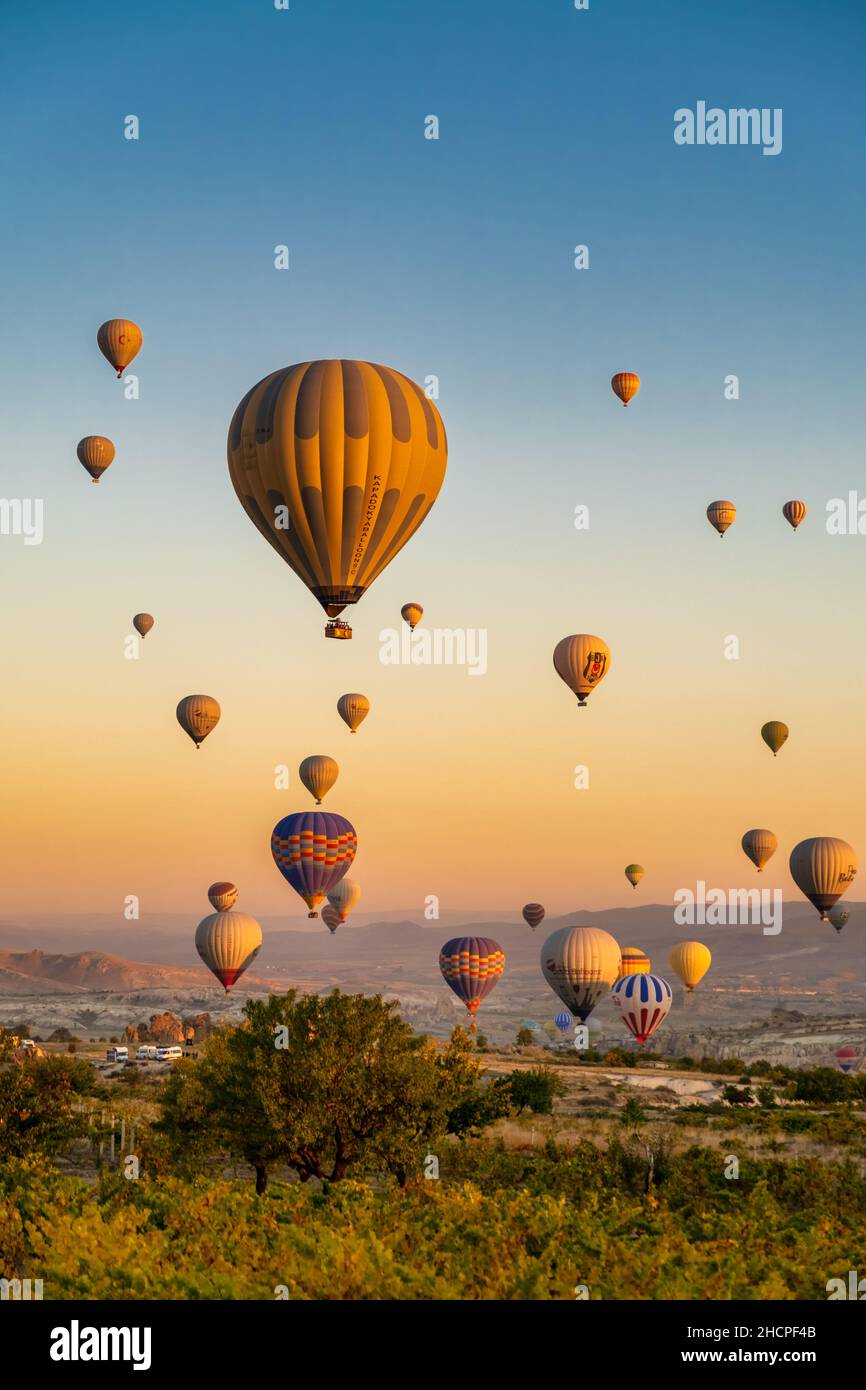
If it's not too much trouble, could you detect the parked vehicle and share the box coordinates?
[106,1046,128,1062]
[156,1045,183,1061]
[136,1045,158,1061]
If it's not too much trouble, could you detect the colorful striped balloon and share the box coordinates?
[522,902,545,931]
[271,811,357,917]
[438,937,505,1020]
[611,973,672,1045]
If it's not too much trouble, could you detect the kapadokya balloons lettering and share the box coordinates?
[133,613,154,639]
[299,755,339,805]
[195,910,262,992]
[707,500,736,536]
[271,810,357,917]
[438,937,505,1021]
[783,500,807,530]
[789,837,858,921]
[611,973,672,1044]
[77,436,115,483]
[625,864,644,889]
[553,634,611,708]
[669,941,711,992]
[611,372,640,407]
[176,694,221,748]
[741,828,778,872]
[321,905,342,934]
[541,926,621,1022]
[619,946,651,976]
[522,902,545,931]
[208,882,239,911]
[337,693,370,733]
[761,721,789,757]
[828,903,850,933]
[97,319,142,378]
[401,603,423,631]
[227,360,447,639]
[554,1011,572,1032]
[327,876,361,922]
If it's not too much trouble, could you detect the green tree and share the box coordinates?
[0,1056,94,1161]
[515,1027,534,1047]
[507,1067,564,1115]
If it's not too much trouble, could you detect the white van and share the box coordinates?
[136,1045,158,1061]
[156,1045,183,1061]
[106,1046,129,1062]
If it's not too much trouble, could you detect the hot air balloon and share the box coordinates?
[554,1011,572,1033]
[619,947,651,976]
[133,613,154,639]
[835,1045,858,1074]
[828,903,850,933]
[327,876,361,922]
[271,810,357,917]
[741,828,778,873]
[176,694,221,748]
[77,436,115,483]
[611,372,640,407]
[669,942,711,992]
[761,722,789,757]
[195,910,262,992]
[789,837,858,921]
[438,937,505,1023]
[227,360,447,639]
[208,882,239,912]
[401,603,423,631]
[553,634,611,707]
[97,319,142,378]
[321,905,342,935]
[782,500,807,531]
[611,973,672,1044]
[522,903,545,931]
[299,755,339,805]
[337,693,370,733]
[541,926,621,1022]
[625,864,644,889]
[707,500,736,537]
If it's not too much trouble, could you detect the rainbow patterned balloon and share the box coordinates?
[438,937,505,1020]
[271,811,357,917]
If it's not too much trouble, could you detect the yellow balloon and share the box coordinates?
[97,319,142,377]
[227,361,447,639]
[195,910,262,992]
[176,694,221,748]
[553,634,611,707]
[669,941,711,991]
[337,692,370,733]
[299,754,339,805]
[789,837,858,921]
[761,721,789,756]
[618,947,651,975]
[77,435,115,483]
[327,876,361,921]
[401,602,423,631]
[625,864,644,889]
[706,500,736,536]
[741,828,777,872]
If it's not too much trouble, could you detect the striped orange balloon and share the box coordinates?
[337,693,370,733]
[97,319,142,378]
[176,694,221,748]
[77,435,115,483]
[618,946,651,976]
[783,500,807,530]
[611,372,641,407]
[707,500,736,536]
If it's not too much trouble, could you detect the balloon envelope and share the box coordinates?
[176,694,220,747]
[761,721,788,756]
[195,910,262,992]
[554,1011,572,1032]
[828,903,850,933]
[271,810,357,916]
[669,942,711,991]
[611,973,672,1044]
[619,946,651,976]
[438,937,505,1018]
[541,926,621,1021]
[97,319,142,377]
[522,902,545,931]
[133,613,154,639]
[337,693,370,733]
[401,602,423,630]
[789,837,857,920]
[321,905,342,934]
[207,882,238,911]
[77,435,115,483]
[782,500,807,530]
[553,634,611,706]
[611,372,640,406]
[299,754,339,805]
[327,876,361,921]
[835,1045,858,1073]
[625,864,644,889]
[741,828,778,872]
[707,500,736,536]
[227,360,447,639]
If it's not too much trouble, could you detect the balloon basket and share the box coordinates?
[325,619,352,640]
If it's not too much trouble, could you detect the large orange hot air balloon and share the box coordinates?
[611,372,640,407]
[707,501,736,536]
[77,436,115,483]
[97,319,142,378]
[789,837,858,921]
[782,500,807,530]
[337,693,370,733]
[553,634,611,707]
[195,910,262,992]
[176,694,221,748]
[227,361,447,639]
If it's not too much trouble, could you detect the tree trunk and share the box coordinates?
[254,1162,268,1194]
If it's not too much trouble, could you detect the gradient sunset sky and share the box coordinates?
[2,0,865,921]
